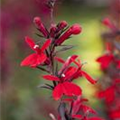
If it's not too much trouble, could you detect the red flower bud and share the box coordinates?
[58,21,67,30]
[102,18,116,30]
[34,17,49,38]
[56,24,82,45]
[71,24,82,34]
[34,17,41,25]
[50,24,57,38]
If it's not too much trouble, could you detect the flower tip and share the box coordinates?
[71,24,82,35]
[60,21,68,27]
[33,17,41,24]
[25,36,29,41]
[20,62,24,67]
[102,18,111,26]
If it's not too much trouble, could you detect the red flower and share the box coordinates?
[96,53,114,69]
[109,108,120,119]
[63,96,103,120]
[43,74,82,100]
[21,36,51,67]
[55,56,97,84]
[97,86,115,104]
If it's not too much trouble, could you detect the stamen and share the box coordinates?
[62,74,65,77]
[49,113,56,120]
[34,45,39,49]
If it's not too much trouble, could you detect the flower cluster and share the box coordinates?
[50,96,103,120]
[21,16,103,120]
[96,17,120,120]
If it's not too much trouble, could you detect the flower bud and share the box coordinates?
[58,21,67,30]
[50,24,57,38]
[34,17,41,25]
[55,24,82,45]
[102,18,116,30]
[33,17,49,38]
[71,24,82,35]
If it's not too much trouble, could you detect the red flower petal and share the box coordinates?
[72,114,82,119]
[21,53,46,67]
[81,104,97,114]
[59,55,78,74]
[34,53,46,66]
[53,83,63,100]
[96,54,113,69]
[98,86,115,104]
[53,82,82,100]
[54,57,65,64]
[25,36,35,50]
[110,109,120,118]
[21,53,39,66]
[81,71,97,84]
[62,82,82,96]
[41,39,51,52]
[64,67,77,80]
[43,75,60,81]
[105,86,115,104]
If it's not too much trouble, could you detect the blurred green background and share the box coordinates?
[1,0,110,120]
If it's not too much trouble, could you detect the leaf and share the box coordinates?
[35,33,44,38]
[43,75,60,81]
[55,45,74,54]
[37,84,53,90]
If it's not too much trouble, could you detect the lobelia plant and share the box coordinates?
[20,1,104,120]
[96,1,120,119]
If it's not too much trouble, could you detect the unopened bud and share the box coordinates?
[58,21,68,30]
[34,17,41,25]
[33,16,49,38]
[102,18,116,30]
[71,24,82,34]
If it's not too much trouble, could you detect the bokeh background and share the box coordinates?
[1,0,112,120]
